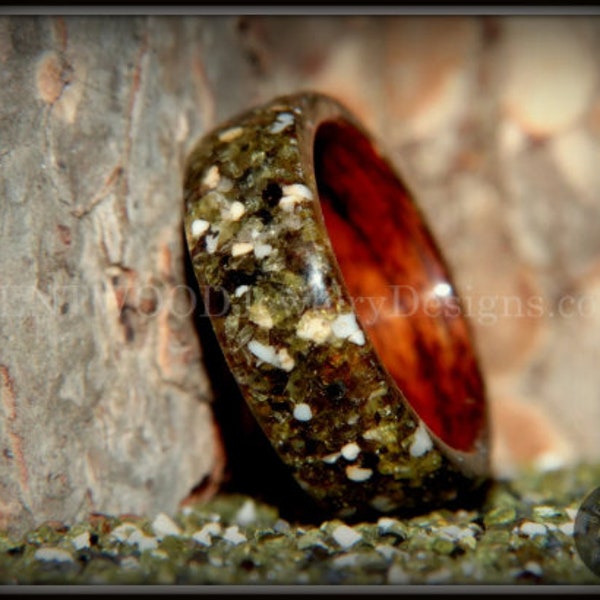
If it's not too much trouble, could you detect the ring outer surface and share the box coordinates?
[183,92,490,518]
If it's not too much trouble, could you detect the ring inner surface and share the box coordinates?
[314,119,485,453]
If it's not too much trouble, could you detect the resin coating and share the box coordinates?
[183,93,489,517]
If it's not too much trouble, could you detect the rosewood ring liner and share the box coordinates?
[183,93,490,518]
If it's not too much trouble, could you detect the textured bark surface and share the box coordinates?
[0,16,263,537]
[1,15,599,536]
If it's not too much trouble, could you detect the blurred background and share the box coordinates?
[212,15,600,477]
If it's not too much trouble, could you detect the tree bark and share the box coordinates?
[0,15,260,537]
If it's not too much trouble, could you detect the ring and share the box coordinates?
[183,92,490,518]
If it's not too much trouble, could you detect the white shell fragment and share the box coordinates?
[279,183,313,211]
[235,499,258,526]
[223,525,247,546]
[152,513,182,539]
[331,524,362,548]
[192,522,223,546]
[269,112,295,134]
[218,126,244,142]
[296,312,333,344]
[231,242,254,257]
[340,442,361,461]
[248,339,295,372]
[520,521,548,538]
[191,218,210,237]
[409,422,433,457]
[34,547,74,563]
[346,465,373,482]
[202,165,220,189]
[331,313,366,345]
[293,403,313,422]
[71,532,91,551]
[227,201,246,221]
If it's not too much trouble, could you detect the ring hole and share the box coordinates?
[314,119,485,453]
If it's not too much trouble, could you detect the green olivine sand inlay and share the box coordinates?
[183,93,489,518]
[0,464,598,584]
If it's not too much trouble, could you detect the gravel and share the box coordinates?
[0,463,599,584]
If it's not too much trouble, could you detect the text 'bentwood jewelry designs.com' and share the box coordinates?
[183,92,490,519]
